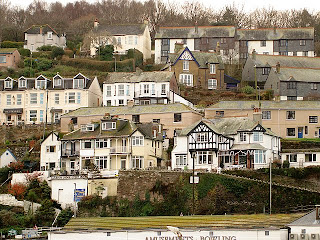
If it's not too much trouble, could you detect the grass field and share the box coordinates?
[64,213,305,231]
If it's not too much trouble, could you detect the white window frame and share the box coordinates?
[210,64,216,74]
[254,150,266,164]
[143,84,149,94]
[55,94,59,104]
[286,111,295,120]
[132,136,144,146]
[197,133,208,143]
[180,74,193,86]
[118,85,124,96]
[253,132,263,142]
[5,80,12,89]
[29,110,37,122]
[30,93,37,104]
[183,60,189,71]
[102,122,116,130]
[132,156,143,169]
[161,84,166,95]
[54,78,61,87]
[6,94,11,105]
[73,78,84,89]
[19,79,26,88]
[262,111,271,120]
[176,155,187,166]
[208,79,217,89]
[106,85,112,97]
[239,132,247,142]
[36,80,46,89]
[68,92,75,103]
[17,94,22,105]
[47,31,53,39]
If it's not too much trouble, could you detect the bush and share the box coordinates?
[36,58,53,71]
[241,85,254,94]
[0,41,24,48]
[64,49,74,58]
[283,160,290,168]
[37,45,54,51]
[51,47,65,59]
[32,51,51,59]
[262,89,274,100]
[18,48,31,57]
[98,45,114,61]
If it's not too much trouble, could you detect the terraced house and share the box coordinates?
[41,118,164,174]
[0,73,102,125]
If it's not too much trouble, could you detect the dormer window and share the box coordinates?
[53,77,62,87]
[210,64,216,74]
[81,124,95,132]
[36,76,47,89]
[19,78,27,88]
[4,79,12,89]
[102,122,116,130]
[73,78,84,89]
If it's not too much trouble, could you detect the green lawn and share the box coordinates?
[64,213,304,231]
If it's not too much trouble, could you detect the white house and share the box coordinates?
[0,149,16,168]
[103,70,179,106]
[172,117,281,170]
[40,132,61,171]
[88,20,151,61]
[24,24,66,52]
[0,73,102,125]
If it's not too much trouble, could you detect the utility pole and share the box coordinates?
[270,158,272,215]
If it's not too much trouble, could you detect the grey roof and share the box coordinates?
[288,209,320,226]
[207,100,320,110]
[0,48,18,54]
[275,67,320,83]
[104,71,174,84]
[155,26,236,39]
[250,54,320,69]
[61,103,202,118]
[25,24,59,35]
[238,27,314,40]
[231,143,266,151]
[95,23,147,36]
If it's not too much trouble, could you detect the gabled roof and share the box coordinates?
[155,26,236,39]
[0,148,17,160]
[288,209,320,226]
[24,24,59,35]
[105,71,174,84]
[95,23,147,36]
[0,48,18,54]
[238,27,314,40]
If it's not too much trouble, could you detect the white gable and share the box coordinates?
[179,50,194,61]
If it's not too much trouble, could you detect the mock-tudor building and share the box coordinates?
[87,20,151,60]
[165,47,225,89]
[172,117,280,170]
[0,73,102,125]
[24,24,66,52]
[237,27,315,63]
[103,70,179,106]
[155,25,236,64]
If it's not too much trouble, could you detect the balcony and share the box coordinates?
[110,146,130,154]
[134,91,169,99]
[61,149,80,157]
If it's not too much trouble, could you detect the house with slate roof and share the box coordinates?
[24,24,66,52]
[0,73,102,125]
[172,117,280,170]
[0,149,17,168]
[0,48,21,69]
[206,101,320,139]
[42,117,164,174]
[88,20,151,60]
[237,27,315,63]
[155,25,236,64]
[164,47,225,89]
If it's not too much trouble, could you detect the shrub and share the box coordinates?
[18,48,31,57]
[8,183,27,200]
[36,58,53,71]
[283,160,290,168]
[51,47,65,59]
[262,89,274,100]
[220,91,236,97]
[98,45,114,61]
[64,49,74,58]
[0,41,24,48]
[37,45,53,51]
[32,51,51,59]
[241,85,254,94]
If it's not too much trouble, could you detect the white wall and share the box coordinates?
[247,40,273,55]
[40,134,61,171]
[0,150,16,168]
[281,152,320,168]
[11,171,50,185]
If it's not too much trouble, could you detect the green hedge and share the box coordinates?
[0,41,24,48]
[61,57,134,72]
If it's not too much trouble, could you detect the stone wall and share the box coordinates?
[117,170,186,201]
[0,194,41,213]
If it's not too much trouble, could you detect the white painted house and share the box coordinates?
[172,117,281,170]
[0,149,16,168]
[40,132,61,171]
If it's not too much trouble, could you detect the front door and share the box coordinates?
[298,127,303,138]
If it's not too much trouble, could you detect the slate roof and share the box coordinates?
[249,54,320,69]
[0,48,18,54]
[105,71,174,84]
[155,26,236,39]
[25,24,59,35]
[95,23,147,36]
[207,100,320,110]
[224,74,240,84]
[61,103,202,118]
[275,67,320,83]
[288,209,320,226]
[231,143,266,151]
[238,27,314,40]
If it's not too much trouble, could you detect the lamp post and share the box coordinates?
[191,151,195,215]
[269,158,272,215]
[74,183,77,218]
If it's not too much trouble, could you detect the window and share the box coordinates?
[280,51,288,56]
[82,140,93,149]
[208,79,217,89]
[95,139,108,148]
[118,85,124,96]
[40,93,44,104]
[86,124,94,131]
[287,82,297,89]
[126,85,130,96]
[132,136,144,146]
[106,100,111,106]
[55,94,59,104]
[29,110,37,122]
[279,39,288,47]
[0,56,6,63]
[306,154,317,162]
[73,78,84,89]
[220,38,226,44]
[68,92,75,103]
[176,155,187,166]
[135,36,138,45]
[305,126,308,135]
[30,93,37,104]
[216,111,224,117]
[106,85,112,97]
[183,60,189,71]
[5,80,12,88]
[161,84,166,95]
[46,146,56,153]
[254,150,265,164]
[132,156,143,168]
[262,111,271,120]
[132,115,140,123]
[40,110,44,122]
[287,154,297,162]
[260,40,266,47]
[286,111,295,120]
[161,50,169,57]
[197,133,208,142]
[287,128,296,137]
[174,113,182,122]
[223,49,229,55]
[117,37,121,45]
[119,99,124,106]
[179,74,193,86]
[309,116,318,123]
[36,80,46,89]
[253,132,263,142]
[263,52,269,55]
[300,40,306,46]
[6,95,11,105]
[54,77,61,87]
[128,36,133,45]
[153,119,160,123]
[265,231,269,236]
[47,32,53,39]
[17,94,22,105]
[287,96,297,101]
[198,151,213,164]
[19,79,26,88]
[239,132,247,142]
[143,84,149,94]
[77,92,81,104]
[102,122,116,130]
[210,64,216,74]
[95,156,108,169]
[311,83,317,90]
[262,68,270,75]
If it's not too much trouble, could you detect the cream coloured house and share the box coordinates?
[0,73,102,125]
[88,21,151,61]
[24,24,66,52]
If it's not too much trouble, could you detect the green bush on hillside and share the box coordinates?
[18,48,31,57]
[0,41,24,48]
[241,85,255,94]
